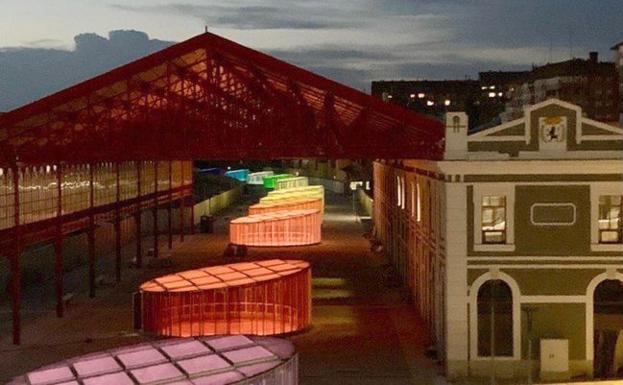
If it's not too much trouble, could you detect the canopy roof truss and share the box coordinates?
[0,32,443,166]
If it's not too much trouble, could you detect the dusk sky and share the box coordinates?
[1,0,622,111]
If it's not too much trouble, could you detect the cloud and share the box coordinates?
[0,30,173,111]
[111,3,354,30]
[1,1,621,110]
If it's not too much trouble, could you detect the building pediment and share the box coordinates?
[444,98,623,160]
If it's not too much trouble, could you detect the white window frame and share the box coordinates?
[591,183,623,252]
[530,203,576,226]
[473,184,515,252]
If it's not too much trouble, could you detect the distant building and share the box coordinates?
[371,73,529,128]
[478,71,530,123]
[371,80,481,127]
[503,52,619,123]
[610,41,623,124]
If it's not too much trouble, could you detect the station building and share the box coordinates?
[374,98,623,380]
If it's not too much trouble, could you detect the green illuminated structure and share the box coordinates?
[262,173,293,189]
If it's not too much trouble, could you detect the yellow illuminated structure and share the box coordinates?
[274,176,309,190]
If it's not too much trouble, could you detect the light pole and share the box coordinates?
[523,306,538,385]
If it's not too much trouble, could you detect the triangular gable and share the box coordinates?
[577,118,623,143]
[469,117,528,143]
[0,32,442,165]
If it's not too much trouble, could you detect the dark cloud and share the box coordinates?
[2,1,622,110]
[266,47,399,68]
[111,3,352,30]
[0,30,173,111]
[372,0,623,52]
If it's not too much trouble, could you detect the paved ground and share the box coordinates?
[0,191,446,384]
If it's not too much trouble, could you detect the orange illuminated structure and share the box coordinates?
[248,198,322,215]
[230,209,321,246]
[274,176,309,190]
[140,259,311,337]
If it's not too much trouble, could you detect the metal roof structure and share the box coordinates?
[0,32,443,166]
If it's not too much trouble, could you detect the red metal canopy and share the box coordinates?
[0,32,443,165]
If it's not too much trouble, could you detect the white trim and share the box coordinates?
[435,159,623,176]
[521,295,586,303]
[515,151,623,160]
[529,203,576,226]
[468,264,623,269]
[468,256,623,261]
[576,118,623,144]
[469,117,527,142]
[591,243,623,252]
[474,244,516,252]
[469,271,522,361]
[585,272,623,361]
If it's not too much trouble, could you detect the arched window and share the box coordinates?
[477,280,514,357]
[593,279,623,378]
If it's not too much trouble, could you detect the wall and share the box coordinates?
[373,161,447,361]
[356,188,373,218]
[193,185,242,221]
[0,183,242,302]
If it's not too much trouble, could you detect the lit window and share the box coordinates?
[481,86,487,90]
[418,93,425,99]
[409,93,416,99]
[497,92,503,97]
[387,94,393,99]
[396,176,402,207]
[444,99,451,106]
[427,100,434,106]
[482,196,506,244]
[416,181,422,222]
[599,195,622,243]
[489,85,495,90]
[488,92,496,98]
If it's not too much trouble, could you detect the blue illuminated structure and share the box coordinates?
[224,169,250,182]
[198,167,223,176]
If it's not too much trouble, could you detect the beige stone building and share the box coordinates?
[374,99,623,381]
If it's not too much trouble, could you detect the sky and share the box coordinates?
[1,0,622,111]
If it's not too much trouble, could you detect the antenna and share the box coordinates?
[568,29,573,59]
[204,25,208,33]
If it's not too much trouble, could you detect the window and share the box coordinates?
[477,280,513,357]
[416,181,422,222]
[481,196,506,244]
[399,177,406,209]
[410,181,416,217]
[599,195,622,243]
[396,176,402,207]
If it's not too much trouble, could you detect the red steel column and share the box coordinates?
[153,161,159,259]
[115,162,122,282]
[167,161,173,249]
[55,164,64,317]
[11,164,21,345]
[179,162,185,243]
[189,162,195,235]
[136,161,142,268]
[189,193,195,235]
[88,163,96,298]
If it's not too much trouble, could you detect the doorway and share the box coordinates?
[594,279,623,378]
